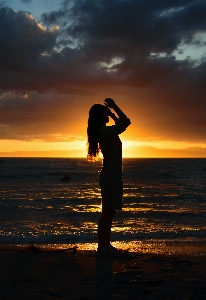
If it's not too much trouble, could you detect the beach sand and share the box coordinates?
[0,245,206,300]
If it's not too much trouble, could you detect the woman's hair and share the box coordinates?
[87,104,105,161]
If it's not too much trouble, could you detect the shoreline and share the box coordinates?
[0,247,206,299]
[1,239,206,256]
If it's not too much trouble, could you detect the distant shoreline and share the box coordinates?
[1,145,206,158]
[1,240,206,256]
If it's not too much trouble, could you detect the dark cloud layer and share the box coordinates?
[21,0,32,3]
[0,0,206,143]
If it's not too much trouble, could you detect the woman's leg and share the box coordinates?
[97,209,116,250]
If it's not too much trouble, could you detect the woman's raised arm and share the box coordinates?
[104,98,131,124]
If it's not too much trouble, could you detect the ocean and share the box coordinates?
[0,158,206,255]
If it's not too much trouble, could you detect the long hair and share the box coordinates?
[87,104,105,162]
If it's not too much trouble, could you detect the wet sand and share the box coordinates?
[0,245,206,300]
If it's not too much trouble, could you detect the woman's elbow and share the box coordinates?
[127,118,131,126]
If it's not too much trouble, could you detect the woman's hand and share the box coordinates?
[105,105,119,122]
[104,98,116,108]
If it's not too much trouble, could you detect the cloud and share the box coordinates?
[0,1,206,144]
[21,0,32,3]
[0,90,87,141]
[1,2,206,91]
[0,7,59,90]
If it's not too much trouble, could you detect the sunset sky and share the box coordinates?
[0,0,206,157]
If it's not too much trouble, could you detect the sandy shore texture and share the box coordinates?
[0,246,206,300]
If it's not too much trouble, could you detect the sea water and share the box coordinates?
[0,158,206,254]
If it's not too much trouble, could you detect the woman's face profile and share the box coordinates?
[102,107,109,123]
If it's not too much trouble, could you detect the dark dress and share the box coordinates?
[99,117,131,210]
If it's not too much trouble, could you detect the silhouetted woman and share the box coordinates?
[87,98,131,252]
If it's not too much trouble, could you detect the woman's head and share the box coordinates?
[88,104,105,124]
[87,104,107,161]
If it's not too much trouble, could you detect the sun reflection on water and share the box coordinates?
[69,205,101,213]
[19,240,206,256]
